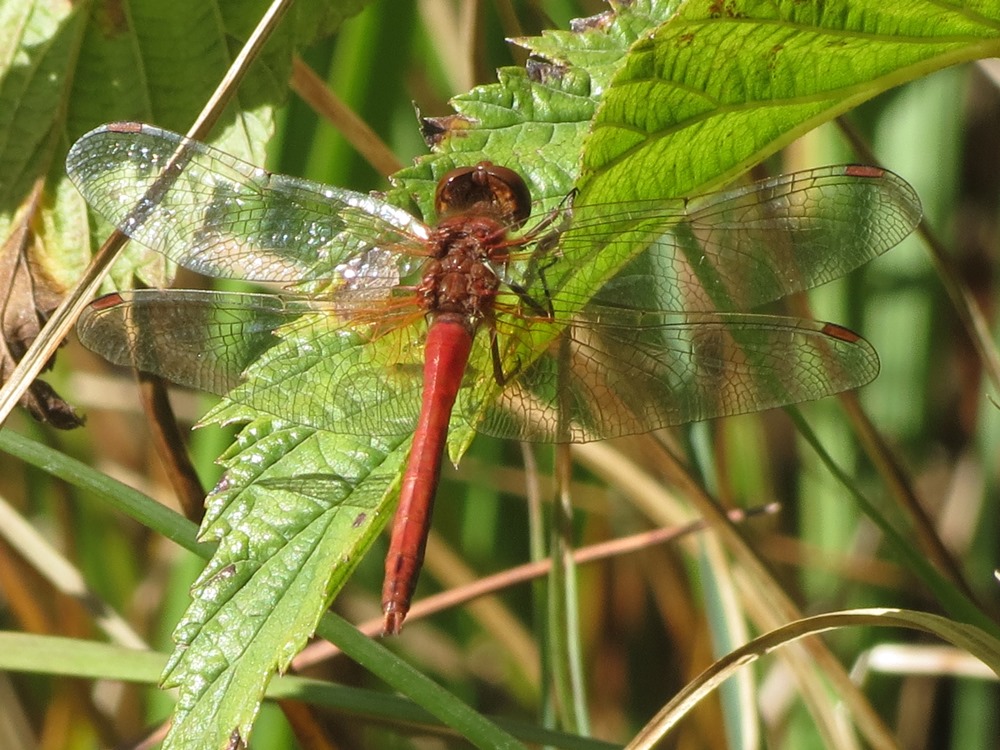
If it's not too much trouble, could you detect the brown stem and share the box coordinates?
[136,372,205,523]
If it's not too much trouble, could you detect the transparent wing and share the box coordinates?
[465,307,878,443]
[462,165,916,442]
[536,165,921,312]
[71,133,920,445]
[77,290,427,437]
[66,123,430,288]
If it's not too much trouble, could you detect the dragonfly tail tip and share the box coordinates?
[382,610,407,636]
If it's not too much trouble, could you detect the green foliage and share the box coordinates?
[162,0,1000,742]
[0,0,363,292]
[1,1,1000,749]
[580,0,1000,202]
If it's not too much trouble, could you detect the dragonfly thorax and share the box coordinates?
[417,215,507,323]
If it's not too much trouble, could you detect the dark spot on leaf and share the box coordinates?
[569,0,633,34]
[768,44,785,71]
[226,729,245,750]
[709,0,744,17]
[352,512,367,528]
[526,58,568,85]
[212,564,238,583]
[96,0,130,35]
[420,115,475,148]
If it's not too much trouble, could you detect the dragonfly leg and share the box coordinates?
[503,249,560,318]
[505,279,549,317]
[523,187,576,238]
[533,254,560,317]
[490,326,511,386]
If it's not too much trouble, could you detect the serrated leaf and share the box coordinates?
[531,0,1000,334]
[157,3,681,745]
[155,303,415,748]
[0,1,83,207]
[160,418,407,749]
[513,0,679,94]
[389,2,690,214]
[0,1,87,292]
[390,63,597,218]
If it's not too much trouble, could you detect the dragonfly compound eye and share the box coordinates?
[434,161,532,228]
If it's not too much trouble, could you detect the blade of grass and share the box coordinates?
[625,608,1000,749]
[313,613,528,750]
[0,428,204,554]
[787,408,1000,639]
[572,438,902,750]
[0,632,619,750]
[0,492,146,649]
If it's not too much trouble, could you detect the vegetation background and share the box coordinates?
[0,0,998,748]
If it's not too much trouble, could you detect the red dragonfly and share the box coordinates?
[67,122,921,634]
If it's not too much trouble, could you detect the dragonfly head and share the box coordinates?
[434,162,532,229]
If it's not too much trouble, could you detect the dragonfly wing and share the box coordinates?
[66,123,428,286]
[78,290,425,437]
[465,308,878,443]
[555,166,921,312]
[77,290,305,395]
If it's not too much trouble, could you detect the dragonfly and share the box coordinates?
[67,122,922,634]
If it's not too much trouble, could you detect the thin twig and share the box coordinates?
[291,504,775,669]
[290,57,403,177]
[136,373,205,523]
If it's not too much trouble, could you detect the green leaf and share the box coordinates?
[390,63,596,216]
[52,0,1000,747]
[0,0,364,296]
[520,0,1000,399]
[389,1,686,214]
[0,2,90,306]
[160,417,409,748]
[513,0,681,89]
[0,2,85,212]
[579,0,1000,204]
